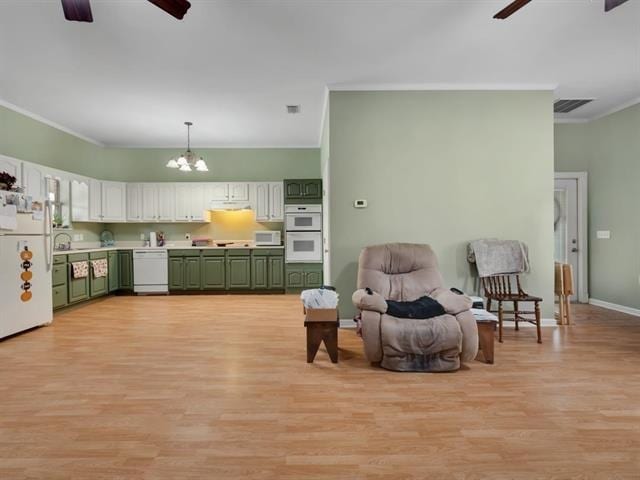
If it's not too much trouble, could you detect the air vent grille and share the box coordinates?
[286,105,300,114]
[554,99,594,113]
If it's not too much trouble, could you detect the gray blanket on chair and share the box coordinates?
[467,239,530,277]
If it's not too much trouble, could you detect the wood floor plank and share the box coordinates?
[1,296,639,478]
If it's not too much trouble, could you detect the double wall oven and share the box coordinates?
[285,204,322,263]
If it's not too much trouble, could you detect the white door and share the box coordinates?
[88,179,102,222]
[229,183,249,201]
[554,178,579,301]
[141,184,158,221]
[269,182,284,221]
[174,183,191,221]
[71,179,89,222]
[101,181,126,222]
[255,183,269,221]
[156,184,175,221]
[0,156,21,186]
[22,163,45,202]
[190,184,205,221]
[126,183,142,221]
[206,183,229,201]
[321,158,330,283]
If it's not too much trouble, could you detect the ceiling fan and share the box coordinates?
[61,0,191,22]
[493,0,630,19]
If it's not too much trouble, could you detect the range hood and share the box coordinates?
[209,200,253,211]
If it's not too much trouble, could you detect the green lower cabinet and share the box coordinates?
[251,256,268,289]
[227,256,251,289]
[108,251,119,293]
[89,253,108,298]
[118,250,134,290]
[185,257,202,290]
[52,284,68,309]
[268,256,285,290]
[68,272,89,304]
[202,257,226,290]
[286,263,323,290]
[169,258,184,290]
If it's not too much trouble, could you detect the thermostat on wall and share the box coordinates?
[354,199,367,208]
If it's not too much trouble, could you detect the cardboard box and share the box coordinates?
[304,307,339,323]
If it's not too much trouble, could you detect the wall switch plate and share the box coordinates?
[596,230,611,239]
[185,233,191,240]
[354,199,367,208]
[140,233,145,240]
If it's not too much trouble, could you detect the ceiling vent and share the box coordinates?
[286,105,301,114]
[554,99,594,114]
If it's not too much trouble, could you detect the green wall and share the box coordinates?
[555,103,640,309]
[328,91,555,317]
[0,105,320,182]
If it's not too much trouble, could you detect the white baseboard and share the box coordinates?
[339,319,356,329]
[589,298,640,317]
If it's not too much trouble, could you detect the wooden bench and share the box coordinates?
[304,308,338,364]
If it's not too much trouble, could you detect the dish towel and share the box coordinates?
[467,239,530,277]
[91,259,108,278]
[71,261,89,279]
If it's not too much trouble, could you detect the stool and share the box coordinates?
[304,308,338,363]
[476,319,498,364]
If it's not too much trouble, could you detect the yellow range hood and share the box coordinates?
[208,201,253,212]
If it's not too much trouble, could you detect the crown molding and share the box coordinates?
[0,97,104,147]
[328,82,559,91]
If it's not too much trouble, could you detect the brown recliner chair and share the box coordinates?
[353,243,478,372]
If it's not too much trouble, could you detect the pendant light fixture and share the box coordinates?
[166,121,208,172]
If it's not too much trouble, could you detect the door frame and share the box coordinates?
[554,172,588,303]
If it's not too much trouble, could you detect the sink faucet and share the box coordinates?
[54,232,72,251]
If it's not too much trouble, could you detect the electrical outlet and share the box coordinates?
[185,233,191,240]
[140,233,145,240]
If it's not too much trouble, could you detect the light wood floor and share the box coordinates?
[1,296,639,479]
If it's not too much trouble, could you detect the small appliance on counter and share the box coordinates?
[192,236,211,247]
[254,230,281,246]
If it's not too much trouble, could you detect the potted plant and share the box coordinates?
[0,171,17,191]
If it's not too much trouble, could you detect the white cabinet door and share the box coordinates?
[101,181,126,222]
[269,182,284,221]
[88,179,102,222]
[71,179,89,222]
[22,163,45,202]
[141,184,158,221]
[255,183,269,221]
[174,183,191,221]
[190,184,205,221]
[229,183,249,201]
[206,183,229,201]
[126,183,142,221]
[0,156,21,186]
[156,184,175,221]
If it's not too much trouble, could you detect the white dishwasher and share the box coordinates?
[133,249,168,293]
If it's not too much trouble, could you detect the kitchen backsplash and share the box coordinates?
[62,210,282,244]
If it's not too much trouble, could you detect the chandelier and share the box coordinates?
[166,121,208,172]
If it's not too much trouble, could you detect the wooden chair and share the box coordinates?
[482,275,542,343]
[554,262,574,326]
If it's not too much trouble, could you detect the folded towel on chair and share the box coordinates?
[467,239,530,277]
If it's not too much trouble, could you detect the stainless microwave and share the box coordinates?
[254,230,282,246]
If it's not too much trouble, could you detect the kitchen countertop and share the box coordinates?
[53,244,284,255]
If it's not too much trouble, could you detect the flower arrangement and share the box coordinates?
[0,171,17,191]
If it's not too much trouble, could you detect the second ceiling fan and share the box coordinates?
[61,0,191,22]
[494,0,630,19]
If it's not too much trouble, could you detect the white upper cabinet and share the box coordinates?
[22,163,45,201]
[229,183,249,201]
[126,183,142,221]
[255,183,270,221]
[206,183,229,201]
[175,183,206,222]
[141,183,157,221]
[190,184,205,221]
[101,181,126,222]
[71,179,89,222]
[0,156,21,185]
[88,179,102,222]
[156,183,175,222]
[269,182,284,222]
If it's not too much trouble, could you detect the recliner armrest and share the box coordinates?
[352,288,388,314]
[430,288,472,315]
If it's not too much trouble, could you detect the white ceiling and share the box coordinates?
[0,0,638,147]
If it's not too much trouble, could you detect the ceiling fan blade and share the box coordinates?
[605,0,629,12]
[493,0,532,19]
[61,0,93,22]
[147,0,191,20]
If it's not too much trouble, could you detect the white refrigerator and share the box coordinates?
[0,195,53,339]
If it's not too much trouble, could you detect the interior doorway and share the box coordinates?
[554,172,588,302]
